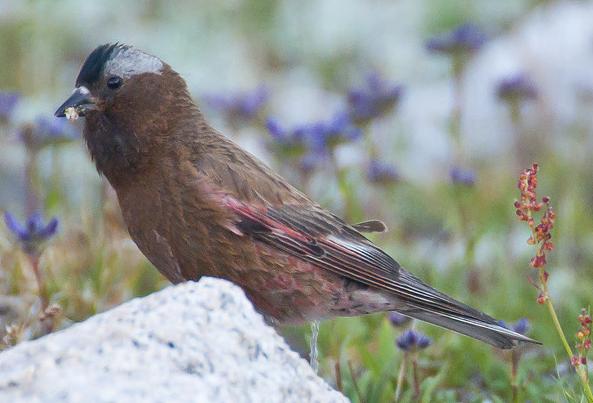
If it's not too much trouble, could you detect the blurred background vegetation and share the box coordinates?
[2,0,593,401]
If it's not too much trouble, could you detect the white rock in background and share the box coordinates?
[0,278,347,403]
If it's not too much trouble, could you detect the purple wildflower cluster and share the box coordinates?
[265,73,402,178]
[0,92,68,258]
[449,166,476,186]
[204,86,268,126]
[499,318,531,336]
[389,312,431,355]
[426,23,487,55]
[367,160,399,185]
[347,73,403,125]
[0,92,20,123]
[266,111,362,170]
[267,112,361,153]
[389,312,411,327]
[0,90,80,150]
[396,329,432,352]
[4,212,58,256]
[424,24,490,188]
[497,73,538,102]
[19,116,80,150]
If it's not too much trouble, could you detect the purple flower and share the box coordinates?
[389,312,411,327]
[499,318,530,336]
[367,160,399,184]
[204,86,268,125]
[450,166,476,186]
[497,74,538,102]
[0,92,20,122]
[513,318,530,335]
[396,329,431,352]
[4,211,59,255]
[426,23,487,55]
[19,116,80,149]
[307,111,362,152]
[347,73,403,125]
[266,118,285,141]
[265,118,308,154]
[266,112,361,157]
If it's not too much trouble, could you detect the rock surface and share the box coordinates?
[0,278,347,403]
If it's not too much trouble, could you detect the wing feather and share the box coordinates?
[227,198,485,316]
[225,197,538,347]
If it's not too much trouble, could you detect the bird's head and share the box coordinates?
[55,43,190,122]
[55,43,197,181]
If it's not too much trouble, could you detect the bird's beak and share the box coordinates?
[54,86,97,118]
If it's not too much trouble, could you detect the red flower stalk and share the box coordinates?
[515,164,593,401]
[574,309,593,370]
[514,163,555,302]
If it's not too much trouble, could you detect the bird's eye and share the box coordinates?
[107,76,123,90]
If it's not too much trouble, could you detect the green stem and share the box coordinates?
[329,151,360,221]
[450,56,465,163]
[412,354,420,399]
[29,254,48,311]
[334,360,342,392]
[544,296,593,402]
[394,353,407,402]
[545,297,573,361]
[347,360,365,403]
[524,206,593,401]
[25,146,40,216]
[29,254,54,335]
[511,350,519,403]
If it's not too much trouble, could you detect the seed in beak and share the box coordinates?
[65,107,80,121]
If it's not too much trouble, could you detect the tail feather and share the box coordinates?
[399,307,538,349]
[395,269,540,349]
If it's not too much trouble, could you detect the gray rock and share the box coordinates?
[0,278,347,403]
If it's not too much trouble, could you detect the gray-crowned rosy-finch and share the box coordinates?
[55,44,537,349]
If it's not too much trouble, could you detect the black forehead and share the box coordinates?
[75,43,128,87]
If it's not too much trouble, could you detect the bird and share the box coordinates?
[55,43,537,349]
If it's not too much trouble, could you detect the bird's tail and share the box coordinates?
[394,268,539,349]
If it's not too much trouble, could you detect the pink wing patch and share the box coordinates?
[221,196,480,319]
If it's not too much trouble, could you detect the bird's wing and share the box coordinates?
[223,197,477,314]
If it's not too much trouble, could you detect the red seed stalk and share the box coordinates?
[514,163,555,302]
[574,309,593,372]
[514,164,593,401]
